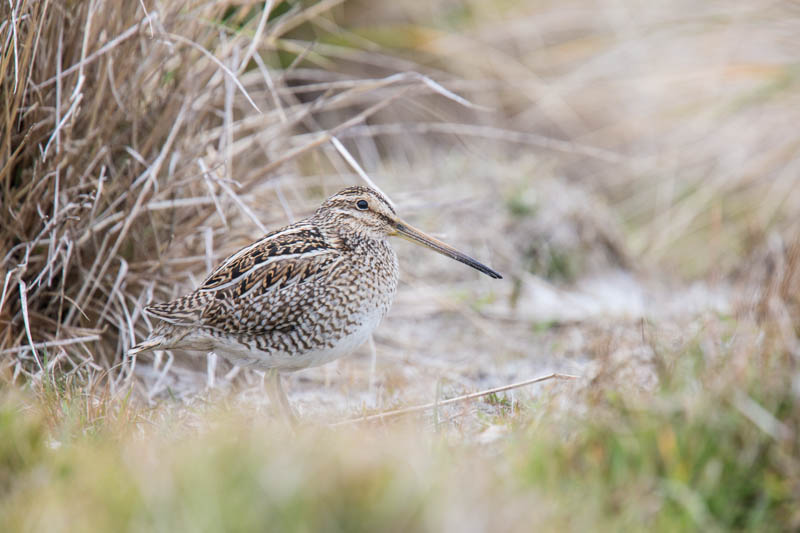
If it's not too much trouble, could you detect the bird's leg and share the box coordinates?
[266,368,297,427]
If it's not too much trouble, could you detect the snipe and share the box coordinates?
[130,186,501,422]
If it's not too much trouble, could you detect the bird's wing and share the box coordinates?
[199,224,335,292]
[145,223,342,328]
[199,250,345,335]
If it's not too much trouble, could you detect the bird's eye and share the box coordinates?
[356,200,368,210]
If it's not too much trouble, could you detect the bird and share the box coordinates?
[130,186,501,422]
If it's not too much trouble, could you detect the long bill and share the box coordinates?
[392,220,502,279]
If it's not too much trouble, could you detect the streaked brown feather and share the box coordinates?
[200,225,333,292]
[144,223,341,329]
[199,251,345,335]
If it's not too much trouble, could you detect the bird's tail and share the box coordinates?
[128,335,167,355]
[128,321,195,356]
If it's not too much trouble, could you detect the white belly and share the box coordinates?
[201,294,388,372]
[279,308,382,370]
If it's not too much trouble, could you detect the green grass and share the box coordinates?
[2,324,798,532]
[521,384,798,530]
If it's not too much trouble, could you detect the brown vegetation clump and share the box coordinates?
[1,1,467,389]
[2,2,263,382]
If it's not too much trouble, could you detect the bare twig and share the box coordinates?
[0,334,102,356]
[330,136,392,206]
[18,280,43,372]
[333,373,579,426]
[8,0,19,93]
[268,0,346,41]
[238,0,274,75]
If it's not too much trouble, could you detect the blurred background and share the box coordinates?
[2,0,799,530]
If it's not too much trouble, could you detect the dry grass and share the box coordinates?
[0,0,485,393]
[2,0,800,530]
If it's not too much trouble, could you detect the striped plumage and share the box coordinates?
[130,186,501,420]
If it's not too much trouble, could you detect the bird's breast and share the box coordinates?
[217,238,399,371]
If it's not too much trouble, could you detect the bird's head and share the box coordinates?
[317,186,502,279]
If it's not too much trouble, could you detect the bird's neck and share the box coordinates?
[316,222,384,253]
